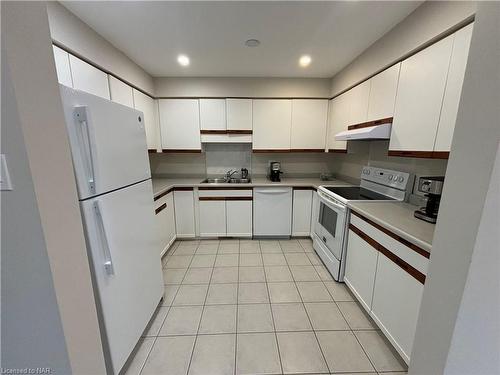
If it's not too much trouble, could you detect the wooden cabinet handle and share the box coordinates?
[155,203,167,215]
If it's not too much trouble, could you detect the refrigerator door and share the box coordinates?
[60,85,151,200]
[80,179,163,374]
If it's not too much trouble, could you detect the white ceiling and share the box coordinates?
[62,1,422,78]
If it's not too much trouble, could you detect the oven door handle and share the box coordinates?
[318,192,347,212]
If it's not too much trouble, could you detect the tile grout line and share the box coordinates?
[287,239,332,375]
[139,241,186,375]
[233,240,240,375]
[260,241,284,375]
[184,240,211,375]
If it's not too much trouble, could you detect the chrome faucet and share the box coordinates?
[224,169,238,180]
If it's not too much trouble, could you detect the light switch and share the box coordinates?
[0,154,13,191]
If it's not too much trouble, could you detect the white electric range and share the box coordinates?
[313,166,414,281]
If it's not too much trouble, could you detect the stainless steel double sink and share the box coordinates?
[201,178,251,184]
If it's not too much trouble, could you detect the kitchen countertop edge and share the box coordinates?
[151,177,352,198]
[348,201,434,254]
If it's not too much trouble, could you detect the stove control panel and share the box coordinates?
[361,166,411,190]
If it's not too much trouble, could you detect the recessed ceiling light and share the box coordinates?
[177,54,190,66]
[299,55,312,67]
[245,39,260,47]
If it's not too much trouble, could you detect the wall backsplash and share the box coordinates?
[205,143,252,176]
[150,140,448,195]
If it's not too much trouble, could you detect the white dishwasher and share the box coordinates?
[253,187,292,237]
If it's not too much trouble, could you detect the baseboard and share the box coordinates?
[160,235,177,257]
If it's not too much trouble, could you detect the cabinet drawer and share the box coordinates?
[350,212,429,275]
[198,188,253,198]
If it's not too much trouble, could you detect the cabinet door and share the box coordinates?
[226,99,252,131]
[344,229,378,311]
[134,89,160,152]
[290,100,328,150]
[199,99,226,130]
[309,191,319,236]
[199,200,226,237]
[366,63,401,121]
[292,189,313,236]
[109,76,134,108]
[327,93,350,152]
[173,190,196,237]
[69,55,110,99]
[159,99,201,151]
[434,24,474,152]
[52,45,73,87]
[371,253,424,362]
[348,80,370,125]
[389,35,454,152]
[165,192,176,248]
[226,200,252,237]
[155,195,170,256]
[252,99,292,150]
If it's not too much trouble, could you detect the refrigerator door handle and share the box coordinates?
[94,200,115,276]
[74,106,96,195]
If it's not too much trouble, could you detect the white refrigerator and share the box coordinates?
[59,85,164,374]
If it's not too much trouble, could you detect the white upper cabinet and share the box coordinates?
[69,55,110,100]
[133,89,160,151]
[389,34,454,152]
[159,99,201,150]
[199,99,226,130]
[109,76,134,108]
[366,63,401,121]
[226,99,252,131]
[348,80,370,125]
[327,93,351,151]
[434,23,473,152]
[290,99,328,150]
[252,99,292,150]
[52,45,73,87]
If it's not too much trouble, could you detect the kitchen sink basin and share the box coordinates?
[201,178,251,184]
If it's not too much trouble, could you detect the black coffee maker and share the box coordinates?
[269,161,282,182]
[414,176,445,223]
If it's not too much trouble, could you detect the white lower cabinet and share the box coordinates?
[226,200,252,237]
[310,191,319,236]
[345,212,429,364]
[292,189,313,236]
[174,190,196,238]
[344,229,378,310]
[198,189,253,238]
[155,192,176,256]
[199,200,226,237]
[371,253,424,362]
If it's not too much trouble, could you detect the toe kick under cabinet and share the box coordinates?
[344,211,430,364]
[198,188,253,238]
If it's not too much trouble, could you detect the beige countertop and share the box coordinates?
[348,201,435,253]
[151,176,351,197]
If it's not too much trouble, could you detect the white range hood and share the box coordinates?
[335,122,392,141]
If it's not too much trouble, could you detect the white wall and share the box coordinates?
[330,1,476,96]
[2,2,106,373]
[155,77,331,98]
[409,3,500,373]
[47,2,155,95]
[444,145,500,375]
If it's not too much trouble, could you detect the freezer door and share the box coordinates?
[60,85,151,200]
[80,180,163,374]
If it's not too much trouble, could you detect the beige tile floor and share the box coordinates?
[123,239,407,375]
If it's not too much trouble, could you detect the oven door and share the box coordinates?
[315,192,347,260]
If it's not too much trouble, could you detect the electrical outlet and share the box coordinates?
[0,154,13,191]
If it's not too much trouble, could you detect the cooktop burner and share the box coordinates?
[324,186,394,201]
